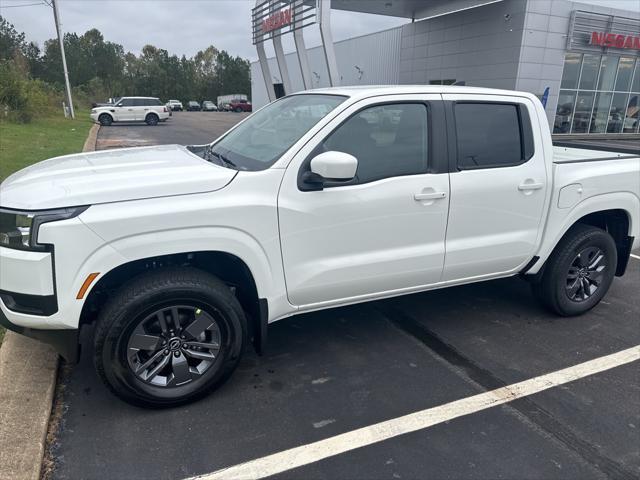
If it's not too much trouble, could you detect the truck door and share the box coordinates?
[278,96,450,307]
[441,95,548,281]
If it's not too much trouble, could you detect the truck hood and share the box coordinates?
[0,144,237,210]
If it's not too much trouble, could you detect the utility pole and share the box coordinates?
[51,0,75,119]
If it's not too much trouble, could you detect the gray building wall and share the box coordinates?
[251,0,639,129]
[398,0,527,90]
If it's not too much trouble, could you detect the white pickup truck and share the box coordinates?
[1,86,638,407]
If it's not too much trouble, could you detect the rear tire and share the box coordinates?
[94,267,247,408]
[532,224,617,316]
[234,107,243,113]
[98,113,112,126]
[145,113,159,126]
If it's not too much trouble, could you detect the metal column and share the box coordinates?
[273,34,293,94]
[255,0,276,102]
[293,0,313,89]
[318,0,340,86]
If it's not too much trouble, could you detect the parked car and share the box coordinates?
[229,99,252,113]
[202,101,218,111]
[1,86,639,408]
[217,94,248,111]
[220,103,232,112]
[90,97,121,109]
[187,101,201,111]
[90,97,170,126]
[167,100,183,111]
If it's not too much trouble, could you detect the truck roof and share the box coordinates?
[294,85,539,101]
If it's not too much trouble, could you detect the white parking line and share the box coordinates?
[630,254,640,260]
[189,345,640,480]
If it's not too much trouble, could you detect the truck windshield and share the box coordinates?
[206,94,346,171]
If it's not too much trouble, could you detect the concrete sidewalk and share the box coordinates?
[0,333,58,480]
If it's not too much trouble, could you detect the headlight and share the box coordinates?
[0,207,88,251]
[91,109,97,113]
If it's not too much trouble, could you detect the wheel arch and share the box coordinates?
[529,193,638,278]
[79,251,268,353]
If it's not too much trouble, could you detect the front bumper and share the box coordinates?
[0,306,79,362]
[0,246,79,361]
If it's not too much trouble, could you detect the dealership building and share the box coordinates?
[251,0,640,135]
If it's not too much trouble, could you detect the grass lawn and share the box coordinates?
[0,110,92,182]
[0,110,93,345]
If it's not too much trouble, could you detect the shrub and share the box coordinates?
[0,59,63,122]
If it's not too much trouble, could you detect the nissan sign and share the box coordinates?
[590,32,640,50]
[262,8,292,33]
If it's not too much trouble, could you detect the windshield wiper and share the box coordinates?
[207,149,238,169]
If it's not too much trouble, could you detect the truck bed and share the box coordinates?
[553,146,639,164]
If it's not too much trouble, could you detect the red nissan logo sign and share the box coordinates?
[262,8,292,33]
[590,31,640,50]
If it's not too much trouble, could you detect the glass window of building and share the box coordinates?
[554,90,576,134]
[572,92,595,134]
[555,53,640,134]
[631,59,640,93]
[615,57,635,92]
[591,92,613,133]
[623,93,639,134]
[560,53,582,89]
[608,93,628,133]
[597,56,619,91]
[579,54,600,90]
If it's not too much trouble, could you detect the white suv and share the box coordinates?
[167,100,183,111]
[91,97,170,126]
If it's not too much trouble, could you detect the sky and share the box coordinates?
[0,0,638,62]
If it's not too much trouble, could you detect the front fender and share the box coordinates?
[102,226,280,300]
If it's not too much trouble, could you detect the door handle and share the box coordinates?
[414,191,447,201]
[518,182,544,191]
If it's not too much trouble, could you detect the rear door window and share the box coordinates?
[454,103,533,170]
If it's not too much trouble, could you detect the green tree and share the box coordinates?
[0,16,25,61]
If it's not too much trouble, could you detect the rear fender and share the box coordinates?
[528,192,639,274]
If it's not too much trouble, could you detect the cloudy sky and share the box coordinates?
[0,0,637,61]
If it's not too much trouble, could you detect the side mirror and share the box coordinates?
[302,151,358,191]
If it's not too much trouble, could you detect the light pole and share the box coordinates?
[51,0,75,119]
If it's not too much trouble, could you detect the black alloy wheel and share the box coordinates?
[146,113,159,126]
[98,113,112,126]
[532,224,617,316]
[565,246,606,302]
[126,305,222,387]
[94,267,247,407]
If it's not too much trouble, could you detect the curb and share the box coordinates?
[0,123,98,480]
[0,334,58,480]
[82,123,100,152]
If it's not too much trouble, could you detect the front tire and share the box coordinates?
[98,113,112,126]
[94,267,247,408]
[145,113,159,126]
[532,224,617,316]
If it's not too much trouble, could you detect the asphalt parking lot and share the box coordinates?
[48,116,640,479]
[95,111,250,149]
